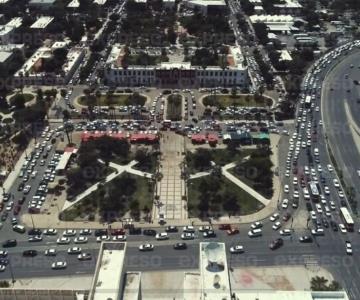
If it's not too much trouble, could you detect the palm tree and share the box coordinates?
[310,276,328,291]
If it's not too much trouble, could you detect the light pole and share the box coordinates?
[8,257,16,285]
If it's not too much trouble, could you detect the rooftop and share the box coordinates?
[93,0,107,4]
[67,0,79,7]
[274,0,302,9]
[188,0,226,6]
[29,0,56,4]
[200,242,231,300]
[63,47,84,73]
[0,51,12,63]
[0,0,10,4]
[233,291,349,300]
[5,17,23,28]
[30,16,54,29]
[90,242,126,300]
[122,272,141,300]
[279,49,292,61]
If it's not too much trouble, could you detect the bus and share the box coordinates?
[308,181,319,201]
[304,95,312,108]
[340,207,354,232]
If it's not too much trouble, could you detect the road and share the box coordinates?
[322,50,360,208]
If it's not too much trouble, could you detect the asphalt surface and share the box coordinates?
[322,50,360,207]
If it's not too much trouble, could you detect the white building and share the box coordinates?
[93,0,107,5]
[67,0,79,8]
[30,16,54,29]
[274,0,302,15]
[250,14,296,33]
[105,44,248,88]
[13,43,85,86]
[0,17,22,44]
[184,0,227,16]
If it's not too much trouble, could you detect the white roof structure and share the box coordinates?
[0,51,12,63]
[274,0,302,9]
[0,0,10,4]
[234,291,349,300]
[249,0,262,3]
[30,16,54,29]
[200,242,231,300]
[67,0,79,7]
[93,0,107,5]
[188,0,226,6]
[250,15,295,32]
[63,48,84,74]
[55,151,72,172]
[279,49,292,61]
[4,17,22,28]
[89,242,126,300]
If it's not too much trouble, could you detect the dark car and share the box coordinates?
[23,250,37,257]
[1,212,8,221]
[28,228,42,236]
[110,229,126,236]
[330,220,338,232]
[129,227,142,235]
[165,226,178,233]
[269,238,284,250]
[18,196,26,205]
[306,202,312,212]
[173,243,187,250]
[2,239,17,248]
[322,218,329,228]
[341,200,347,207]
[282,212,291,222]
[18,183,24,191]
[143,229,157,236]
[0,259,9,265]
[94,229,107,237]
[13,205,21,215]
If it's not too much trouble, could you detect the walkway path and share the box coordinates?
[62,160,152,211]
[221,162,270,207]
[153,132,187,220]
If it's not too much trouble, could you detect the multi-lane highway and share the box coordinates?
[322,50,360,208]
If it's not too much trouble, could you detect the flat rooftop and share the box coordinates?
[234,291,349,300]
[67,0,79,7]
[91,242,126,300]
[30,16,54,29]
[188,0,226,6]
[122,272,141,300]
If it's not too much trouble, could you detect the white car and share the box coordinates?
[139,244,154,251]
[333,179,340,188]
[0,251,7,257]
[316,204,323,213]
[330,201,336,210]
[327,164,333,172]
[293,190,299,199]
[44,229,57,236]
[272,221,281,231]
[338,190,344,198]
[311,228,324,236]
[63,229,76,237]
[311,168,316,177]
[285,170,290,177]
[181,233,195,240]
[339,224,347,233]
[279,229,292,236]
[324,186,330,195]
[281,199,289,209]
[45,249,57,256]
[183,226,195,233]
[345,241,352,255]
[317,165,322,172]
[51,261,67,270]
[270,213,279,222]
[199,226,211,232]
[79,229,92,235]
[67,247,82,254]
[96,235,110,242]
[23,185,31,194]
[293,177,298,185]
[230,245,244,254]
[310,211,317,220]
[320,195,327,205]
[112,235,127,241]
[284,185,289,193]
[74,236,88,244]
[155,232,169,240]
[250,222,263,229]
[57,237,70,245]
[0,265,5,272]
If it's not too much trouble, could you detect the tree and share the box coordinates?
[222,192,240,216]
[231,86,237,98]
[310,276,329,291]
[10,93,25,109]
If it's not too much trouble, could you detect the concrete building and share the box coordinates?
[29,0,56,9]
[0,51,12,64]
[274,0,302,15]
[0,17,22,44]
[0,43,25,55]
[67,0,79,8]
[13,43,85,86]
[184,0,227,16]
[30,16,54,29]
[249,14,296,33]
[105,44,248,88]
[93,0,107,5]
[279,49,292,61]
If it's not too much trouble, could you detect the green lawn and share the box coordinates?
[186,148,254,174]
[203,94,271,108]
[78,93,146,106]
[187,175,264,218]
[167,94,182,121]
[9,93,34,103]
[62,173,154,221]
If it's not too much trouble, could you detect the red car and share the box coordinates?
[13,205,21,215]
[110,228,126,236]
[219,224,231,230]
[227,228,239,235]
[282,212,291,222]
